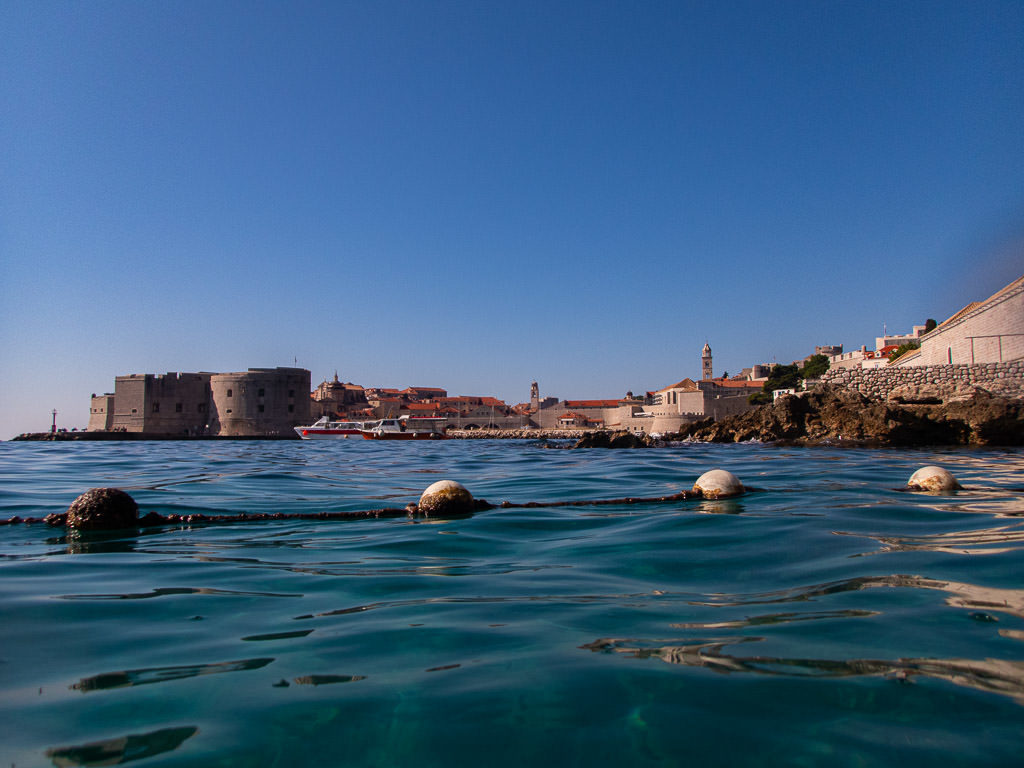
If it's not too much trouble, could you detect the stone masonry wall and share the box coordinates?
[820,360,1024,400]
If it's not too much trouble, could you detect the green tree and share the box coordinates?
[749,364,801,404]
[766,363,801,390]
[924,318,937,333]
[889,341,920,362]
[801,354,830,379]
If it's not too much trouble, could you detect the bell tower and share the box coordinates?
[701,343,713,380]
[530,381,539,412]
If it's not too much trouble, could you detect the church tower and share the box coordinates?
[530,382,539,412]
[701,343,713,380]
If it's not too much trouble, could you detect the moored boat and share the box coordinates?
[294,416,367,439]
[359,417,448,440]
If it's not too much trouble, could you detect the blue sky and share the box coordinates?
[2,0,1022,438]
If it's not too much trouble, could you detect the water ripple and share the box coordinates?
[72,658,274,692]
[581,637,1024,704]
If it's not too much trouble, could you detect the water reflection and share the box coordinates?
[72,658,273,692]
[839,521,1024,556]
[242,629,314,642]
[62,530,138,556]
[292,674,365,685]
[45,725,198,766]
[670,608,877,630]
[56,586,301,600]
[693,574,1024,620]
[582,636,1024,704]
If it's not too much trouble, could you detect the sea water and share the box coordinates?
[1,440,1022,767]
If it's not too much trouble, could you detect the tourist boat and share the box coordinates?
[359,417,448,440]
[294,416,367,439]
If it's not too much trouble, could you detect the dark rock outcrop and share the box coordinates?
[674,384,1023,446]
[573,430,650,449]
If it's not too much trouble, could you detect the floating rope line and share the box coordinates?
[0,493,710,528]
[0,466,978,531]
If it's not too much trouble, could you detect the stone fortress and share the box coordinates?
[89,368,311,437]
[84,274,1022,438]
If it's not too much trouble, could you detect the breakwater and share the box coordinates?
[12,429,594,442]
[447,428,586,440]
[11,431,292,441]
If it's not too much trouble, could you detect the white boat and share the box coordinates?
[294,416,366,439]
[358,417,448,440]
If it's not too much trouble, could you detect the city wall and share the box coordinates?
[820,360,1024,400]
[210,368,310,437]
[902,277,1024,366]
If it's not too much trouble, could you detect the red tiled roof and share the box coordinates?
[711,379,763,389]
[658,378,698,392]
[564,399,620,408]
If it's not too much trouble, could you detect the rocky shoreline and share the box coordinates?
[576,384,1023,448]
[12,384,1023,446]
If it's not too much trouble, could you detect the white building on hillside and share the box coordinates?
[891,275,1024,367]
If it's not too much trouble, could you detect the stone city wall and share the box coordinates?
[905,277,1024,366]
[210,368,311,438]
[820,360,1024,400]
[88,394,115,432]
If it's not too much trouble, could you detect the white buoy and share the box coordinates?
[418,480,475,517]
[907,466,962,492]
[693,469,744,499]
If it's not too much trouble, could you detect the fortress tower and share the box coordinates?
[702,342,713,380]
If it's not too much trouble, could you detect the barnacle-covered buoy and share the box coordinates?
[907,466,961,492]
[66,488,139,530]
[418,480,474,517]
[693,470,744,499]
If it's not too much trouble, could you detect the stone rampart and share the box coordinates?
[819,360,1024,400]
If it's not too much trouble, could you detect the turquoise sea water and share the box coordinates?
[1,440,1023,767]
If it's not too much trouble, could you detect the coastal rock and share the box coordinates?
[65,488,139,530]
[675,384,1024,446]
[573,431,649,449]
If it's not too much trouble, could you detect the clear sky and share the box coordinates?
[2,0,1022,438]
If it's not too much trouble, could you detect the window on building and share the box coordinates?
[131,408,137,414]
[152,403,160,413]
[258,388,265,397]
[226,409,232,414]
[227,389,233,397]
[258,405,265,413]
[288,404,294,413]
[175,403,183,413]
[198,404,205,413]
[288,389,295,397]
